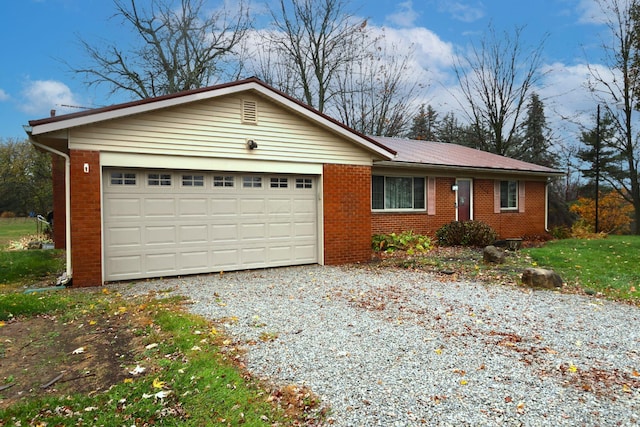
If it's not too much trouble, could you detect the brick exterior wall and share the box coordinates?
[69,150,102,287]
[51,154,66,250]
[474,179,547,238]
[323,164,372,264]
[372,177,548,240]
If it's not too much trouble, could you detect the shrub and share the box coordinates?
[1,211,16,218]
[372,231,432,254]
[549,225,571,240]
[464,220,498,246]
[436,220,497,247]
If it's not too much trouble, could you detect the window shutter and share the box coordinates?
[518,182,526,213]
[494,181,501,213]
[427,177,436,215]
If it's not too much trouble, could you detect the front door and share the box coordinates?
[456,179,472,221]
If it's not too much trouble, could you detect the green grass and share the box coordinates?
[0,217,43,247]
[524,235,640,301]
[0,250,64,286]
[0,297,313,426]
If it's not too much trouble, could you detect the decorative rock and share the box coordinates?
[483,245,505,264]
[521,268,563,289]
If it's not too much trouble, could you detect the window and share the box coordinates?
[500,180,518,210]
[243,176,262,188]
[148,173,171,186]
[182,174,204,187]
[270,177,288,188]
[372,176,425,210]
[295,178,313,189]
[213,176,235,187]
[111,172,136,186]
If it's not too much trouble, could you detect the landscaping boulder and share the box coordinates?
[483,245,505,264]
[521,268,563,289]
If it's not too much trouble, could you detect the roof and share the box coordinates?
[372,136,564,177]
[27,77,395,160]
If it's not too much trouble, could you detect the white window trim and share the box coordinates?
[371,175,426,212]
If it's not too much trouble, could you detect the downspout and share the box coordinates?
[25,130,72,285]
[545,178,549,232]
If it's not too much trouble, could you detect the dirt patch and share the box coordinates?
[0,311,138,409]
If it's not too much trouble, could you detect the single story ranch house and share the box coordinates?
[26,78,563,287]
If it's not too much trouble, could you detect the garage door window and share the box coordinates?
[213,175,234,187]
[295,178,313,189]
[270,177,288,188]
[243,176,262,188]
[148,173,172,186]
[110,172,136,186]
[182,175,204,187]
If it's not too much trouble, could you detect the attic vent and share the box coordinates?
[242,100,258,124]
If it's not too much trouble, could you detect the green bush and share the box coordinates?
[436,220,497,247]
[372,231,432,254]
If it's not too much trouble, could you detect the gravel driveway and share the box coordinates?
[120,265,640,426]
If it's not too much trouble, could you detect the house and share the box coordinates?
[26,78,563,287]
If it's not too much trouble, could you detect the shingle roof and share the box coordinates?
[372,136,563,176]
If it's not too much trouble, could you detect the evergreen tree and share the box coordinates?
[408,104,439,140]
[520,93,556,167]
[577,109,620,198]
[436,112,467,144]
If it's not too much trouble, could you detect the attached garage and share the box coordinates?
[103,169,319,281]
[27,78,395,287]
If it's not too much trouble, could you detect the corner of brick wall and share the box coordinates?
[51,154,66,250]
[69,150,103,287]
[323,164,372,265]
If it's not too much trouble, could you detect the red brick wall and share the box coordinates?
[323,164,372,264]
[69,150,102,287]
[372,177,548,240]
[474,179,547,238]
[51,154,66,249]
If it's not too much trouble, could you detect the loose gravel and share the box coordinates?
[117,265,640,426]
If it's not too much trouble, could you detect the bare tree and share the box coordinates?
[452,25,547,157]
[332,37,423,137]
[588,0,640,233]
[69,0,251,99]
[262,0,370,113]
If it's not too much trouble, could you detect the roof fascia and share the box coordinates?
[373,160,565,178]
[29,79,394,160]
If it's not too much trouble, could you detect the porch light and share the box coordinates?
[451,184,458,191]
[247,139,258,150]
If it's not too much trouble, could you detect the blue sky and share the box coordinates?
[0,0,609,141]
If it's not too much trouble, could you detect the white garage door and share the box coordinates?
[103,169,318,281]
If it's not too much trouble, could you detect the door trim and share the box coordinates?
[455,178,473,221]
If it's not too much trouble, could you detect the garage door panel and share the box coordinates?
[108,255,142,278]
[240,223,266,239]
[179,198,208,216]
[179,251,209,270]
[180,224,209,244]
[107,198,142,218]
[108,227,142,247]
[145,225,176,245]
[144,198,176,217]
[104,170,318,281]
[146,253,177,273]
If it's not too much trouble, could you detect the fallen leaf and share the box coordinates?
[102,288,110,295]
[153,378,166,389]
[459,379,468,385]
[154,390,171,399]
[191,345,202,351]
[517,402,525,414]
[505,396,513,403]
[129,365,146,375]
[0,321,5,328]
[622,384,632,393]
[84,406,98,411]
[434,348,442,355]
[145,343,159,350]
[123,378,133,384]
[568,364,578,373]
[72,347,86,354]
[632,370,640,377]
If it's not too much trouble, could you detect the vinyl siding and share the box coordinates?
[68,93,374,165]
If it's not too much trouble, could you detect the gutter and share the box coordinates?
[24,127,72,286]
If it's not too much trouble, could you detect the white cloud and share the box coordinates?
[386,1,419,28]
[0,89,9,102]
[19,80,79,115]
[576,0,607,24]
[437,1,485,23]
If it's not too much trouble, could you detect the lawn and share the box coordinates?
[0,222,324,425]
[0,217,45,247]
[524,235,640,301]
